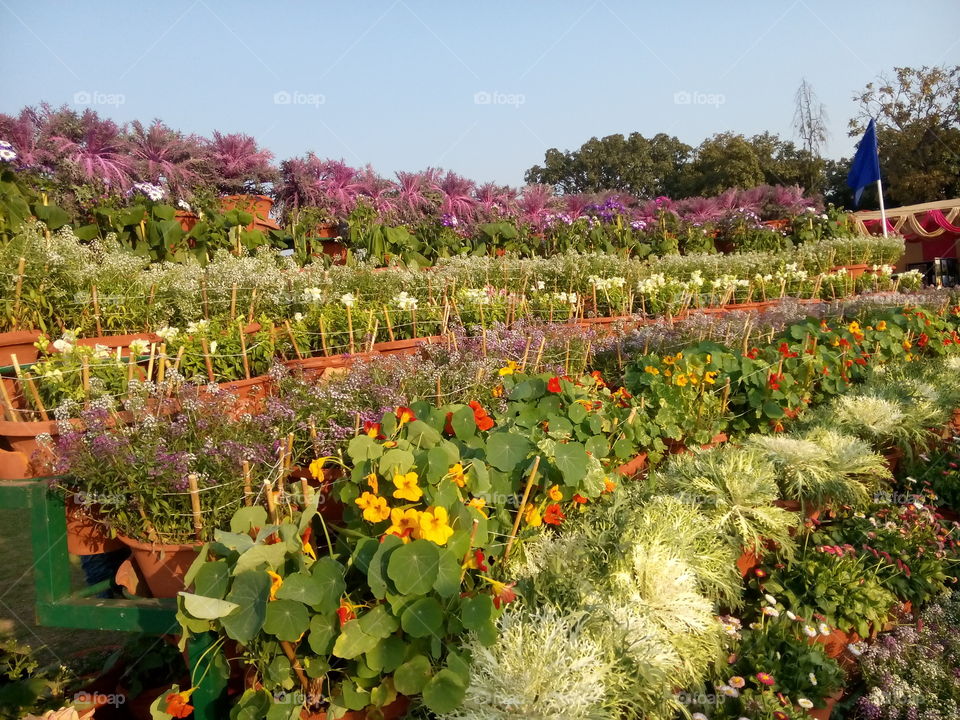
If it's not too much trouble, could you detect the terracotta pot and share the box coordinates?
[736,547,761,577]
[117,535,199,598]
[700,432,729,450]
[951,407,960,431]
[219,194,280,231]
[0,416,70,461]
[175,210,199,233]
[299,695,409,720]
[812,627,859,659]
[201,374,273,418]
[0,448,29,480]
[804,689,842,720]
[318,240,348,265]
[763,219,791,231]
[66,494,125,555]
[372,335,445,355]
[724,302,761,311]
[313,223,339,239]
[616,452,648,477]
[0,329,42,367]
[773,499,821,521]
[882,447,903,475]
[832,263,870,279]
[284,353,365,379]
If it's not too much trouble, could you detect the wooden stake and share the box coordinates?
[81,356,90,394]
[382,305,395,342]
[91,286,103,337]
[146,342,156,382]
[12,355,48,421]
[264,481,278,523]
[283,320,303,360]
[318,316,330,356]
[519,337,532,372]
[237,322,251,380]
[504,456,541,560]
[242,461,252,507]
[533,337,545,372]
[157,343,167,384]
[187,473,203,542]
[248,287,258,323]
[12,257,25,328]
[346,305,354,354]
[435,375,442,407]
[0,376,19,422]
[200,338,215,383]
[172,345,186,374]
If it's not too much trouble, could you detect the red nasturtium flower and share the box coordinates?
[777,342,798,359]
[917,332,929,347]
[363,421,383,439]
[443,412,455,435]
[543,503,566,525]
[547,376,563,393]
[469,401,495,431]
[768,373,783,391]
[164,691,194,718]
[746,347,760,359]
[337,601,356,627]
[463,549,488,572]
[572,494,589,505]
[395,406,416,424]
[590,370,607,387]
[490,579,517,609]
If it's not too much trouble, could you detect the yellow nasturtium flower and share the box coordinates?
[449,463,467,488]
[267,570,283,601]
[499,361,518,376]
[467,497,488,517]
[386,507,422,543]
[419,506,454,545]
[355,492,390,523]
[392,471,423,502]
[547,484,563,502]
[704,370,719,384]
[644,365,660,375]
[674,373,689,387]
[524,503,542,527]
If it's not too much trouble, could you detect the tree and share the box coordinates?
[849,65,960,206]
[793,79,829,192]
[681,132,766,196]
[524,132,691,197]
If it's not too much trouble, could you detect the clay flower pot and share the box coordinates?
[219,194,280,231]
[117,535,199,598]
[882,447,903,474]
[66,494,125,555]
[0,448,30,480]
[773,499,821,521]
[616,452,648,477]
[299,696,409,720]
[372,335,445,356]
[804,689,843,720]
[0,329,42,367]
[832,263,870,279]
[76,332,161,358]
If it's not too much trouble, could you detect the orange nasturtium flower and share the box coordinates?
[603,478,617,494]
[467,497,488,517]
[547,376,563,393]
[419,506,454,545]
[392,471,423,502]
[543,503,566,526]
[164,688,196,718]
[267,570,283,601]
[547,484,563,502]
[395,406,417,424]
[363,421,383,438]
[385,507,421,543]
[355,492,390,523]
[674,373,689,387]
[572,493,588,505]
[469,400,495,431]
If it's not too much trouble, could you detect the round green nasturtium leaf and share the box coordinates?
[474,618,499,647]
[433,548,462,598]
[357,605,399,639]
[365,635,406,673]
[422,669,467,713]
[339,681,371,711]
[451,406,477,439]
[221,570,270,644]
[310,556,347,613]
[263,599,310,642]
[401,597,444,638]
[460,593,494,631]
[387,540,440,595]
[275,572,323,606]
[179,592,239,620]
[584,434,609,459]
[230,506,268,534]
[265,655,293,690]
[567,402,587,424]
[393,654,433,695]
[380,448,415,474]
[191,559,230,599]
[553,441,589,485]
[368,534,403,599]
[348,434,383,462]
[485,432,533,472]
[307,612,338,655]
[332,619,380,659]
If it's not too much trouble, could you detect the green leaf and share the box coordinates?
[233,542,289,575]
[222,570,270,644]
[387,540,440,595]
[460,594,494,630]
[422,669,467,713]
[451,406,477,438]
[433,548,462,598]
[366,636,406,673]
[310,556,347,613]
[406,419,442,447]
[568,403,587,424]
[553,442,589,485]
[348,435,383,462]
[486,432,533,472]
[230,506,268,533]
[584,435,609,459]
[393,655,433,695]
[192,559,230,599]
[332,619,379,659]
[307,612,338,655]
[368,534,402,599]
[380,448,415,474]
[358,604,399,639]
[401,597,443,638]
[763,400,785,419]
[179,592,240,620]
[263,599,310,642]
[275,572,323,606]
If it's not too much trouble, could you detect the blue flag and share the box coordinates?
[847,118,881,207]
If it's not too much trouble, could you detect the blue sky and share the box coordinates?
[1,0,958,186]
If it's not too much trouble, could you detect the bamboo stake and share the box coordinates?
[91,286,103,337]
[318,316,330,356]
[242,461,252,507]
[157,342,168,385]
[435,375,442,407]
[248,287,258,323]
[230,284,238,320]
[187,473,204,542]
[519,337,532,372]
[458,519,481,583]
[200,338,215,382]
[533,337,545,372]
[81,356,90,394]
[368,319,379,353]
[12,257,25,328]
[504,456,541,560]
[12,355,48,421]
[382,305,395,342]
[346,305,354,354]
[0,376,19,422]
[264,482,278,523]
[237,322,251,380]
[279,640,310,693]
[146,342,157,382]
[172,345,186,374]
[283,320,303,360]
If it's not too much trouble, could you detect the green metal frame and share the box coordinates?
[0,479,227,719]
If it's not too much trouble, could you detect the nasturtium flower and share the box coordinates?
[395,406,416,424]
[267,570,283,601]
[363,421,382,438]
[366,473,379,494]
[644,365,660,375]
[463,548,488,572]
[876,320,887,331]
[704,370,718,384]
[547,484,562,502]
[449,463,467,488]
[467,497,488,517]
[543,503,566,526]
[663,354,676,365]
[498,361,518,376]
[355,492,390,523]
[482,576,517,609]
[603,478,617,494]
[469,400,495,431]
[392,472,423,502]
[308,457,326,480]
[419,506,454,545]
[572,493,588,505]
[164,690,195,718]
[337,600,357,626]
[547,376,562,393]
[524,503,542,527]
[674,373,689,387]
[386,507,421,543]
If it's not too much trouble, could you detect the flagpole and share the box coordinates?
[876,179,888,238]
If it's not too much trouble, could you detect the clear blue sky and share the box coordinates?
[1,0,958,186]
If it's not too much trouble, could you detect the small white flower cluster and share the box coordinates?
[0,140,16,162]
[587,275,626,291]
[128,338,150,356]
[711,274,750,291]
[553,291,578,305]
[155,326,180,342]
[462,288,491,305]
[129,182,165,202]
[393,291,418,311]
[637,273,668,295]
[185,319,209,335]
[871,264,894,275]
[340,293,356,308]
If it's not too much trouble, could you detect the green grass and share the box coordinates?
[0,508,129,666]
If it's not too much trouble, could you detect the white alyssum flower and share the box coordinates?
[301,287,323,303]
[186,320,209,335]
